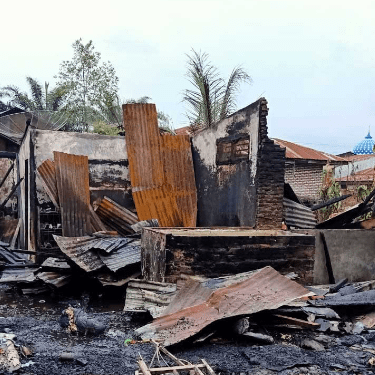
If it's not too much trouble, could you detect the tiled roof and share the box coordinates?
[336,167,375,182]
[272,139,346,162]
[174,126,191,136]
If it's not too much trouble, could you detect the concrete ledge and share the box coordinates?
[295,229,375,284]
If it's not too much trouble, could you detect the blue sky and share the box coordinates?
[1,0,374,155]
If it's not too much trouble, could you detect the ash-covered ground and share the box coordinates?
[1,283,375,375]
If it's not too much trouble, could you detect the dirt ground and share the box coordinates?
[1,284,375,375]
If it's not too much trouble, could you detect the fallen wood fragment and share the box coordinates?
[271,314,320,329]
[0,339,21,373]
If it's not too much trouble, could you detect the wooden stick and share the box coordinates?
[201,359,216,375]
[138,356,152,375]
[272,314,320,329]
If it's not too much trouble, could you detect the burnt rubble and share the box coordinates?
[2,101,375,374]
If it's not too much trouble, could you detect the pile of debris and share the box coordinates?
[0,230,145,293]
[125,267,375,357]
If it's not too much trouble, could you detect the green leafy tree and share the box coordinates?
[90,120,120,136]
[56,38,119,131]
[183,49,252,130]
[0,77,66,111]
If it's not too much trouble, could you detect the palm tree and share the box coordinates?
[183,49,252,130]
[0,77,66,112]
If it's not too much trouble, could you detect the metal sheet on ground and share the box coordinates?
[136,266,310,346]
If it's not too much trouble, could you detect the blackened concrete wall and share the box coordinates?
[192,98,285,228]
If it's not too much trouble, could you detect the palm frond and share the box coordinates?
[219,66,252,120]
[26,77,44,110]
[1,85,32,110]
[183,49,226,128]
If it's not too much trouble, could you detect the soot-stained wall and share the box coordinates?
[18,128,132,251]
[192,98,285,228]
[32,130,133,209]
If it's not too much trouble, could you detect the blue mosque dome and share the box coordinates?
[353,132,375,155]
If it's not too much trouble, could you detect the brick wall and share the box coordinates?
[256,99,285,229]
[285,163,323,201]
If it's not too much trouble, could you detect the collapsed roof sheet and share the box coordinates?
[99,239,141,272]
[53,235,141,273]
[136,266,309,346]
[53,235,104,272]
[37,158,106,232]
[95,196,138,235]
[283,198,317,229]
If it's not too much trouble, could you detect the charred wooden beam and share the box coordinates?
[311,194,351,211]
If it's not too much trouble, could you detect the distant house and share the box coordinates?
[272,139,347,203]
[334,131,375,189]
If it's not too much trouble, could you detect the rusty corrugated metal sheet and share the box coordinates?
[283,198,317,229]
[95,196,138,235]
[54,152,92,237]
[37,159,59,209]
[273,139,346,162]
[159,134,197,227]
[0,267,36,283]
[38,158,106,232]
[123,104,197,227]
[53,235,104,272]
[135,266,310,346]
[162,271,257,316]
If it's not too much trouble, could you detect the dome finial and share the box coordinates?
[353,128,375,154]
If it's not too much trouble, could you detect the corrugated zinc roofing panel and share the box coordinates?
[135,266,310,346]
[53,235,104,272]
[99,240,141,272]
[54,152,92,237]
[123,104,197,227]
